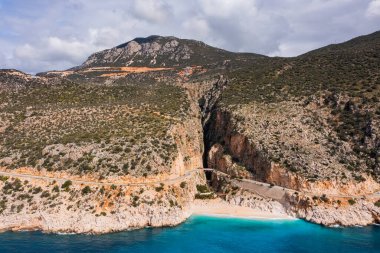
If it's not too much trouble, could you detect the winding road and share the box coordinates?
[0,169,200,187]
[0,168,379,200]
[208,169,380,200]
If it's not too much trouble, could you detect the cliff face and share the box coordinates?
[0,65,206,234]
[205,106,380,226]
[1,31,380,232]
[206,107,380,195]
[0,170,206,234]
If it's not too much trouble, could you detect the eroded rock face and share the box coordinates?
[204,106,380,226]
[81,36,193,68]
[206,108,380,195]
[284,193,380,226]
[0,170,206,234]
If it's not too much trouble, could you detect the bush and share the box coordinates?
[3,179,23,194]
[0,176,9,182]
[374,200,380,207]
[155,183,164,192]
[0,200,6,213]
[61,180,72,189]
[180,181,187,188]
[81,186,91,195]
[52,185,60,192]
[32,187,42,194]
[196,184,209,193]
[41,191,50,198]
[348,199,356,205]
[320,194,329,203]
[195,193,214,199]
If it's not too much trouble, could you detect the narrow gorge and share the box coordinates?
[196,74,380,226]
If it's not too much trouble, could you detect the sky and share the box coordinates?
[0,0,379,74]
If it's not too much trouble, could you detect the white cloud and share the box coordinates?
[0,0,379,73]
[199,0,257,18]
[183,17,210,37]
[89,27,121,47]
[269,41,321,57]
[132,0,171,23]
[13,35,101,72]
[366,0,380,17]
[14,44,36,59]
[15,37,91,63]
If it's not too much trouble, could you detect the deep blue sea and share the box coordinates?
[0,216,379,253]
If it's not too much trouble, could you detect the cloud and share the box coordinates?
[13,36,98,72]
[366,0,380,17]
[132,0,171,23]
[89,27,121,47]
[0,0,378,73]
[183,17,210,37]
[199,0,258,18]
[15,37,90,63]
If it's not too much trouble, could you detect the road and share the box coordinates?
[0,168,379,199]
[210,169,380,200]
[0,169,200,187]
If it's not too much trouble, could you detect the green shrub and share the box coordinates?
[320,194,329,203]
[0,200,6,213]
[52,185,60,192]
[0,176,9,182]
[81,186,91,195]
[61,180,72,190]
[180,181,187,188]
[41,191,50,198]
[195,193,214,199]
[155,183,164,192]
[348,199,356,205]
[196,184,209,193]
[32,187,42,194]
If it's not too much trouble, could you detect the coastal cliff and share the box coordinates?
[1,32,380,233]
[205,106,380,226]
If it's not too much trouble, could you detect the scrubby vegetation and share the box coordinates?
[214,31,380,182]
[0,76,190,177]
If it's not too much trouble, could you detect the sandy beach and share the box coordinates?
[191,199,294,220]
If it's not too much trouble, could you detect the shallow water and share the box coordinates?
[0,216,379,252]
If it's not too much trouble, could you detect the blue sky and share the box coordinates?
[0,0,379,73]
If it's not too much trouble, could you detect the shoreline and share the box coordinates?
[190,199,295,220]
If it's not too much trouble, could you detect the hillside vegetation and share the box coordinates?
[0,75,189,177]
[216,31,380,182]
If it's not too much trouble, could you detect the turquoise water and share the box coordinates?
[0,216,379,252]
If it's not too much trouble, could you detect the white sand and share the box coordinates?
[191,199,295,220]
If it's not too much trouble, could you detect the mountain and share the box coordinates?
[0,32,379,233]
[77,35,264,69]
[37,35,264,80]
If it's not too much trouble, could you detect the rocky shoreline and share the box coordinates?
[1,194,380,235]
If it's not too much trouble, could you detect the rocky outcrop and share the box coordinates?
[0,170,206,234]
[284,193,380,226]
[204,107,380,226]
[206,109,380,195]
[78,36,239,69]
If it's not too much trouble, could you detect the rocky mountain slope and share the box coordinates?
[0,32,379,232]
[77,35,264,68]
